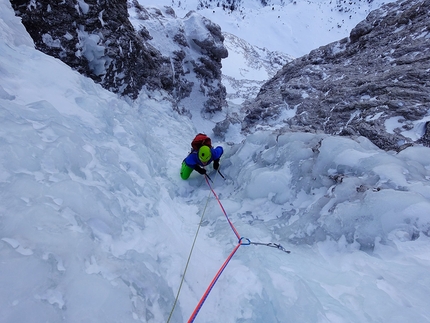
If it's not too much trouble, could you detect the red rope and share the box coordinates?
[187,242,242,323]
[205,175,241,240]
[186,176,244,322]
[186,175,289,322]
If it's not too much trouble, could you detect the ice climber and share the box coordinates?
[180,133,223,180]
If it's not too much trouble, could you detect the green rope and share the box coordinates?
[167,174,215,323]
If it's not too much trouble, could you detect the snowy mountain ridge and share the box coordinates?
[221,32,293,104]
[163,0,393,55]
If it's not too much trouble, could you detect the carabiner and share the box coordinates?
[239,237,251,245]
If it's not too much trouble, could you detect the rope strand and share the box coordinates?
[173,171,291,323]
[205,176,241,240]
[187,242,242,323]
[166,174,215,323]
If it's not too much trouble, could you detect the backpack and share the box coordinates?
[191,133,212,151]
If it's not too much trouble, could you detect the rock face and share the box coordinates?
[129,4,228,114]
[10,0,168,99]
[242,0,430,151]
[10,0,228,112]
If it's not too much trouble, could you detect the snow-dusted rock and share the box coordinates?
[10,0,169,99]
[129,5,228,114]
[243,0,430,151]
[10,0,228,113]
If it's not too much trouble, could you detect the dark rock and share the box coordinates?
[10,0,168,99]
[242,0,430,151]
[132,8,228,113]
[10,0,228,112]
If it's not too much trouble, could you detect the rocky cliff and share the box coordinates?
[242,0,430,151]
[10,0,228,113]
